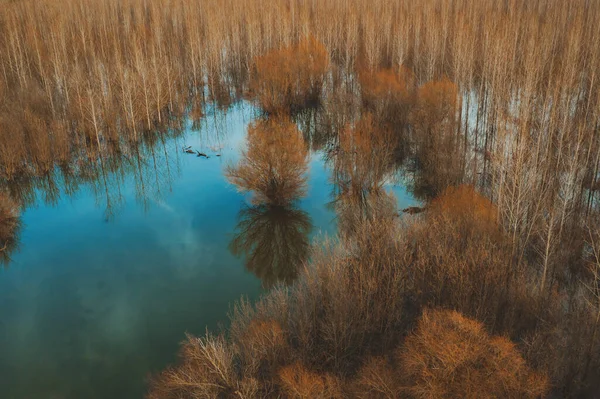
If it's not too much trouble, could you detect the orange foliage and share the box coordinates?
[251,37,329,113]
[237,319,287,365]
[408,78,461,197]
[408,185,516,323]
[354,356,400,398]
[226,116,309,206]
[333,114,398,236]
[412,77,458,134]
[278,362,342,398]
[416,78,457,118]
[428,184,498,231]
[245,319,285,350]
[336,113,395,188]
[399,309,549,399]
[359,66,415,107]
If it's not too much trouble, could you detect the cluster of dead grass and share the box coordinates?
[250,37,329,114]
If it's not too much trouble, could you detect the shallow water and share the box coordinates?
[0,102,417,399]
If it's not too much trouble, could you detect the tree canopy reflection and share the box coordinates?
[328,114,399,237]
[227,115,312,287]
[0,192,21,266]
[229,204,312,288]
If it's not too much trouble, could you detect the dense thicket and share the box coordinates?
[1,0,600,396]
[250,37,329,114]
[150,185,600,397]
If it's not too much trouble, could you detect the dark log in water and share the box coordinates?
[402,206,425,215]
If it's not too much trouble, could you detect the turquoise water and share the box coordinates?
[0,102,417,399]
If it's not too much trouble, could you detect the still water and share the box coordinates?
[0,102,416,399]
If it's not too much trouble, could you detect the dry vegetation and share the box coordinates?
[226,116,312,288]
[150,184,599,397]
[250,37,329,114]
[398,309,549,399]
[329,114,398,238]
[355,309,549,399]
[226,116,309,207]
[1,0,600,397]
[1,0,598,228]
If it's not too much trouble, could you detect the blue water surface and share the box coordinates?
[0,102,417,399]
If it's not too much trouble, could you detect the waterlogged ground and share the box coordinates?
[0,102,417,399]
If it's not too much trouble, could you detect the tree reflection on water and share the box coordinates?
[227,114,313,287]
[0,192,21,266]
[229,204,312,288]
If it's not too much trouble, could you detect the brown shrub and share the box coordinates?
[241,319,286,360]
[278,362,343,399]
[412,78,458,130]
[360,67,415,104]
[251,37,329,113]
[410,78,461,197]
[228,290,292,380]
[335,114,396,188]
[399,309,549,399]
[226,116,309,206]
[332,114,399,238]
[353,356,400,399]
[406,185,537,332]
[427,184,498,233]
[359,67,416,129]
[233,318,289,384]
[288,220,407,372]
[148,333,240,399]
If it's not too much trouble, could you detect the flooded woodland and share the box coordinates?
[0,0,600,398]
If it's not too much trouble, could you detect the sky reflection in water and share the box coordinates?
[0,102,417,399]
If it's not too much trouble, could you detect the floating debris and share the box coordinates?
[402,206,425,215]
